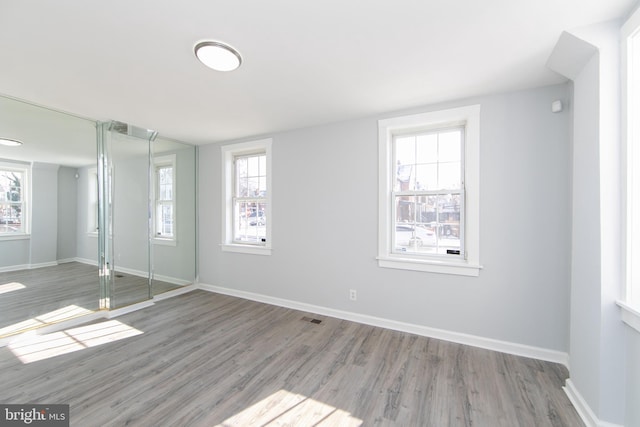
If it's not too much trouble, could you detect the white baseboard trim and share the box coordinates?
[153,274,192,287]
[198,283,569,367]
[154,284,198,302]
[0,264,30,273]
[0,261,59,272]
[75,257,98,266]
[73,258,191,286]
[106,300,155,318]
[56,258,77,264]
[29,261,59,269]
[563,379,623,427]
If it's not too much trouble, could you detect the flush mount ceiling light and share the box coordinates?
[194,41,242,72]
[0,138,23,147]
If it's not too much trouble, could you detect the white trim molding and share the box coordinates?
[198,282,568,366]
[377,105,481,276]
[617,300,640,334]
[220,138,273,255]
[563,379,623,427]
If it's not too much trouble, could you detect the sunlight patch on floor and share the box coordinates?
[215,389,363,426]
[0,305,94,336]
[0,282,25,295]
[8,320,143,364]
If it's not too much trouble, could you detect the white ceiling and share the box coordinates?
[0,0,637,145]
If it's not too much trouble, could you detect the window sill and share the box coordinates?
[617,301,640,335]
[153,237,177,247]
[221,243,272,256]
[377,256,481,276]
[0,233,30,241]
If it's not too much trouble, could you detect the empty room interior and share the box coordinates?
[1,1,640,426]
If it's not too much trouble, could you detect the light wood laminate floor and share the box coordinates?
[0,290,583,426]
[0,262,180,337]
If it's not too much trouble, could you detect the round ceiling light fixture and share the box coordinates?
[0,138,23,147]
[194,41,242,72]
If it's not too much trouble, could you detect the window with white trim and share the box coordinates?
[0,162,29,237]
[378,105,480,276]
[153,154,176,243]
[622,7,640,321]
[221,138,272,255]
[88,167,98,234]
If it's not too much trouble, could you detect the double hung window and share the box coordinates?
[221,138,272,255]
[378,105,480,276]
[154,155,176,242]
[0,162,29,237]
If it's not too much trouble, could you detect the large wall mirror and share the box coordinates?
[0,95,197,338]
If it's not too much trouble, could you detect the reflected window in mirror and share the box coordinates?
[87,168,98,235]
[153,154,176,245]
[0,161,30,238]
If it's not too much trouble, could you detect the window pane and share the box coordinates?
[395,195,416,224]
[248,156,260,177]
[438,130,462,162]
[394,195,436,254]
[259,155,266,176]
[234,201,267,244]
[259,177,266,195]
[393,193,461,256]
[439,161,461,189]
[416,133,438,164]
[395,164,413,192]
[157,204,173,236]
[415,164,437,190]
[236,157,248,179]
[395,136,416,166]
[433,193,461,254]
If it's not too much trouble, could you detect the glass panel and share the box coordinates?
[433,193,462,254]
[415,164,437,191]
[395,136,416,166]
[416,133,437,163]
[394,196,437,254]
[393,193,461,256]
[248,155,259,177]
[152,138,197,297]
[107,125,154,308]
[235,201,267,244]
[1,93,100,337]
[438,130,462,162]
[439,161,461,189]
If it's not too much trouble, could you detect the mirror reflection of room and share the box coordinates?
[0,95,197,338]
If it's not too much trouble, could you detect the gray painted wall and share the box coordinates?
[199,83,572,353]
[57,166,78,261]
[29,162,59,265]
[569,52,603,416]
[626,326,640,426]
[562,20,627,424]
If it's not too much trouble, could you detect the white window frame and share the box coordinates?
[0,161,30,240]
[153,154,177,246]
[378,105,481,276]
[620,6,640,333]
[221,138,272,256]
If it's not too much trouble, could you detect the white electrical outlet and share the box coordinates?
[349,289,357,301]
